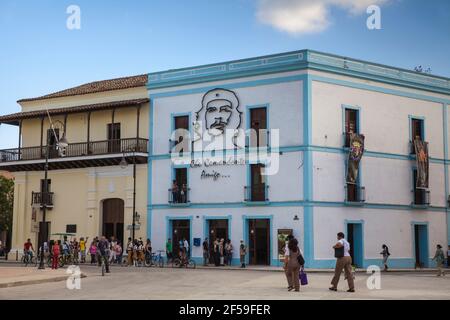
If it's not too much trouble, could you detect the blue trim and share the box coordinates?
[147,98,154,241]
[147,49,450,96]
[303,71,314,267]
[149,200,447,211]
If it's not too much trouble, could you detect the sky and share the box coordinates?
[0,0,449,149]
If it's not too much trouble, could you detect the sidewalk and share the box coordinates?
[0,266,84,288]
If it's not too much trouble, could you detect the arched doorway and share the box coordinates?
[102,199,124,246]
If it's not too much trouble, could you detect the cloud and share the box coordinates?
[256,0,389,35]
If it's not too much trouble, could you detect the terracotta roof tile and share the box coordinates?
[0,98,149,125]
[17,74,148,103]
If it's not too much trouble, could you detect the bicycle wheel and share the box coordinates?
[58,256,65,268]
[158,257,164,268]
[187,259,196,269]
[171,258,181,268]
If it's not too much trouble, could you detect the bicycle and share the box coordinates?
[145,250,165,268]
[21,252,35,267]
[171,254,196,269]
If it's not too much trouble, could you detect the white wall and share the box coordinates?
[311,80,444,158]
[313,206,447,261]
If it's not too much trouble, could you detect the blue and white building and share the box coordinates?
[146,49,450,268]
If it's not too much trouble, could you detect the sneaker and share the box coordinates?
[288,286,294,291]
[347,289,355,292]
[329,287,337,291]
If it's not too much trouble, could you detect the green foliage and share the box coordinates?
[0,176,14,233]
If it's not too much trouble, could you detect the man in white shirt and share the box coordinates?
[183,238,190,258]
[330,232,355,292]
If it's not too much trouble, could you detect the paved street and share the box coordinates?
[0,264,449,300]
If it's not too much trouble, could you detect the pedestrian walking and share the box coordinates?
[329,232,355,292]
[284,238,302,292]
[240,240,247,268]
[432,244,445,276]
[183,238,190,259]
[202,238,209,266]
[213,238,220,266]
[89,241,97,264]
[283,234,294,288]
[51,240,60,270]
[166,238,173,263]
[225,239,233,266]
[97,236,111,273]
[126,238,134,266]
[219,238,225,266]
[380,244,390,271]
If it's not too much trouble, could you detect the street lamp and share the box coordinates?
[38,117,68,269]
[120,148,137,241]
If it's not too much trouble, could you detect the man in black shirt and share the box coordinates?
[202,238,209,266]
[97,236,110,273]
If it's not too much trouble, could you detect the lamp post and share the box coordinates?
[120,148,137,241]
[38,119,68,269]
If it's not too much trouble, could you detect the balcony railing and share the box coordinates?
[244,185,269,202]
[31,192,54,208]
[0,138,148,163]
[412,189,430,206]
[345,185,366,203]
[168,187,190,204]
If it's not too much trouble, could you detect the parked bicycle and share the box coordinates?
[171,254,196,269]
[145,250,165,268]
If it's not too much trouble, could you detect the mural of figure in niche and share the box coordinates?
[193,88,244,150]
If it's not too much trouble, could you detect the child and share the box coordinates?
[89,241,97,264]
[52,240,60,269]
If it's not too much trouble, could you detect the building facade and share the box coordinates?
[0,75,150,255]
[147,50,450,268]
[1,50,449,268]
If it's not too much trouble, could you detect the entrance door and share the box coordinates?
[248,219,270,265]
[347,223,363,267]
[414,224,429,268]
[208,219,229,264]
[171,220,190,257]
[102,199,124,245]
[107,123,121,153]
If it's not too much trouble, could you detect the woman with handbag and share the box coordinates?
[284,238,302,292]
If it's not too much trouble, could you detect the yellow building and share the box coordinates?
[0,75,149,256]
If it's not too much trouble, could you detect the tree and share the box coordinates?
[0,176,14,248]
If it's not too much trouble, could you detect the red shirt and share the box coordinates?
[52,244,60,255]
[24,242,32,251]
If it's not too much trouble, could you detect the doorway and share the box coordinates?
[347,223,363,268]
[102,199,124,246]
[248,219,270,265]
[171,220,191,258]
[413,224,429,268]
[208,219,229,264]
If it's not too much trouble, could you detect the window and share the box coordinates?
[410,118,424,154]
[344,108,359,147]
[66,224,77,233]
[249,107,267,148]
[250,164,266,201]
[173,115,190,153]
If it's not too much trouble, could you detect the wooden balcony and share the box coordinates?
[0,138,148,171]
[31,192,54,208]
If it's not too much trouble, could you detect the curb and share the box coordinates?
[0,273,87,289]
